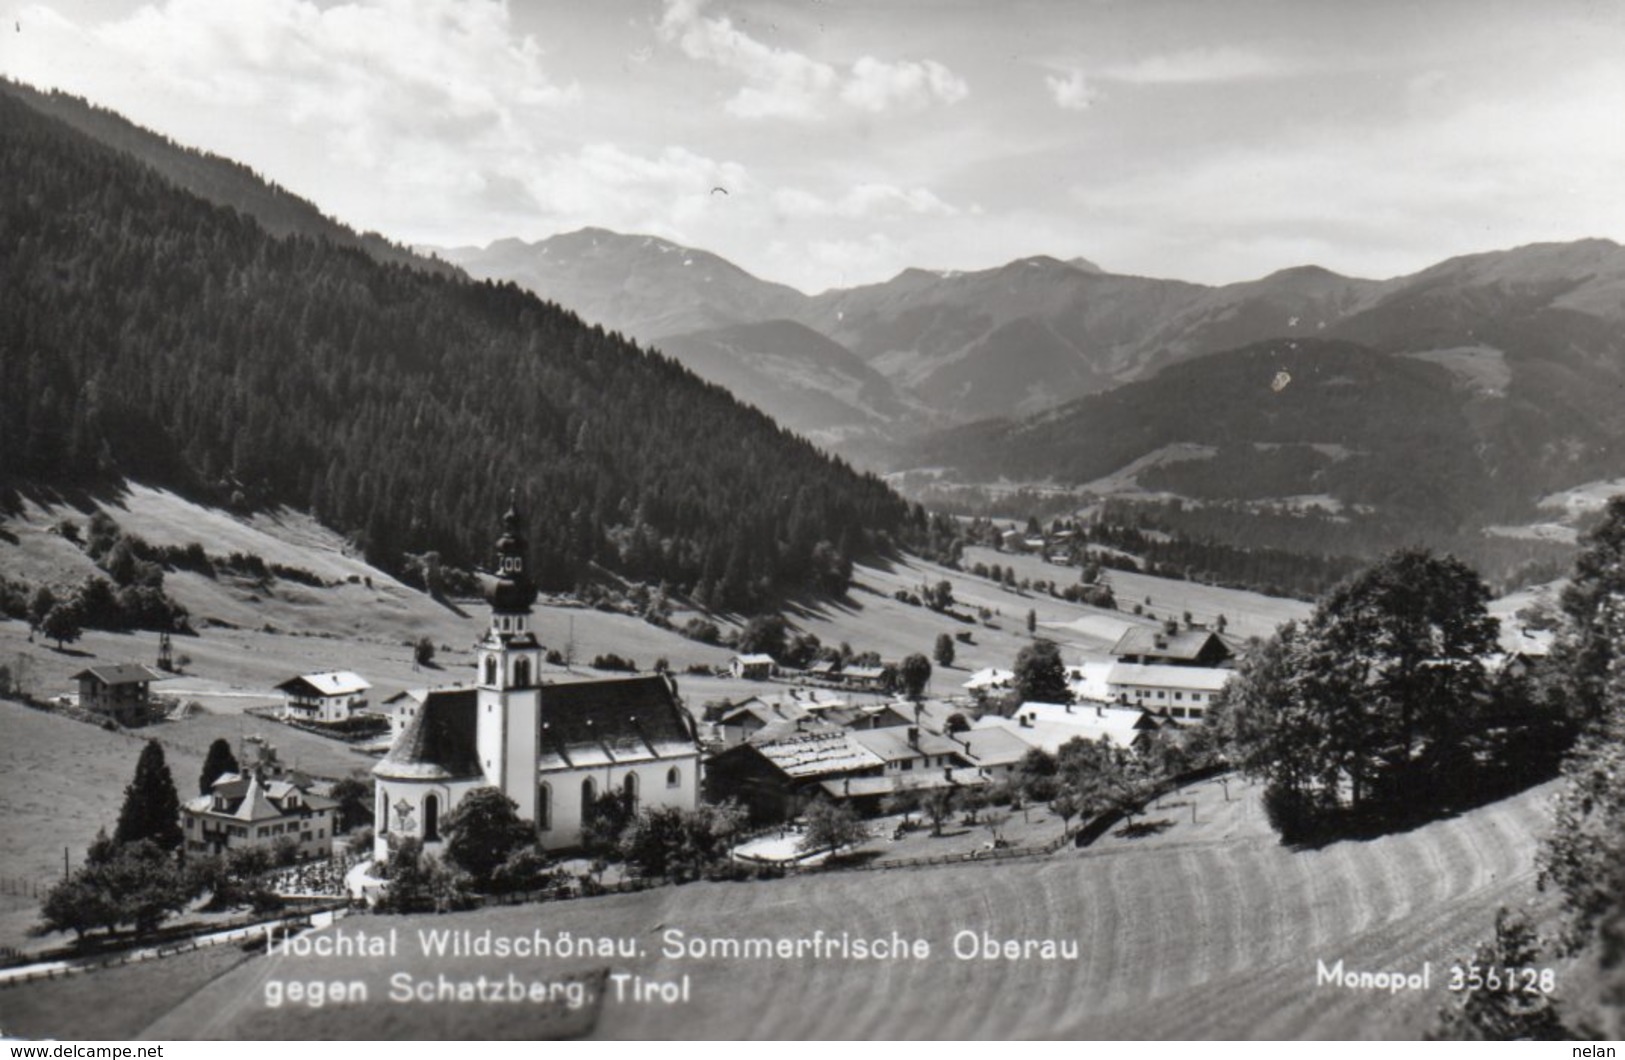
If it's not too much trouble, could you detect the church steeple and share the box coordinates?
[489,490,538,623]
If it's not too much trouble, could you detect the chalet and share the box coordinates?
[704,730,884,823]
[977,702,1167,754]
[850,725,965,776]
[830,665,890,692]
[1104,663,1230,720]
[72,663,167,725]
[962,667,1014,694]
[277,671,371,724]
[815,766,988,814]
[181,769,337,860]
[1110,627,1234,668]
[947,726,1034,778]
[375,689,429,739]
[714,698,839,747]
[373,503,702,858]
[729,654,777,680]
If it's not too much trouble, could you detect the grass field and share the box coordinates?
[12,776,1549,1041]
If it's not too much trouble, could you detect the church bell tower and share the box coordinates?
[475,493,543,817]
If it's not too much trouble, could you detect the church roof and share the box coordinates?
[537,675,695,770]
[374,688,482,781]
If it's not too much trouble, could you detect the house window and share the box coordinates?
[666,766,680,788]
[900,760,913,771]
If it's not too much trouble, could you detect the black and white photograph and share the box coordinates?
[2,0,1624,1043]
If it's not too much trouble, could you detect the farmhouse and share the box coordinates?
[181,768,337,860]
[850,725,964,775]
[372,503,702,857]
[962,667,1014,693]
[1104,663,1230,720]
[947,726,1033,778]
[729,654,777,680]
[375,688,429,739]
[977,702,1166,754]
[277,671,371,723]
[705,730,884,822]
[1110,626,1234,668]
[72,663,167,725]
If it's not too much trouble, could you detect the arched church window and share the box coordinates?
[514,658,531,687]
[537,784,551,831]
[581,778,596,820]
[666,766,680,789]
[623,772,638,811]
[424,794,440,842]
[484,657,497,685]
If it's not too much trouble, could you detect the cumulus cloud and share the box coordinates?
[7,0,578,166]
[841,56,968,112]
[658,0,966,119]
[1044,68,1100,110]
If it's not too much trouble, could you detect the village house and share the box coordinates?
[1110,626,1235,668]
[1102,663,1231,720]
[374,688,428,739]
[276,671,371,724]
[181,741,337,860]
[373,502,702,858]
[72,663,168,725]
[976,701,1168,755]
[704,729,885,823]
[729,654,777,680]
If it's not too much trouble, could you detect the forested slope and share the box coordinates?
[0,91,910,609]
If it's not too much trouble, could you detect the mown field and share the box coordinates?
[8,776,1550,1041]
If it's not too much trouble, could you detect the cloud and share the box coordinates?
[657,0,966,119]
[1044,68,1100,110]
[8,0,578,165]
[841,56,968,112]
[500,142,751,235]
[1102,45,1302,85]
[772,183,957,219]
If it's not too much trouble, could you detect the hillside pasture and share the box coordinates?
[958,544,1311,643]
[97,778,1557,1041]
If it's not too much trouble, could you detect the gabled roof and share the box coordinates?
[962,667,1014,690]
[951,726,1034,768]
[754,731,884,779]
[277,671,371,697]
[1110,627,1230,662]
[72,663,164,686]
[850,726,963,763]
[374,688,481,781]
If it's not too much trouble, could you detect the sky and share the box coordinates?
[3,0,1624,294]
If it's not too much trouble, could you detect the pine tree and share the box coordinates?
[114,741,183,853]
[198,738,239,795]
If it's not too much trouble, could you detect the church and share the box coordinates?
[373,502,702,860]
